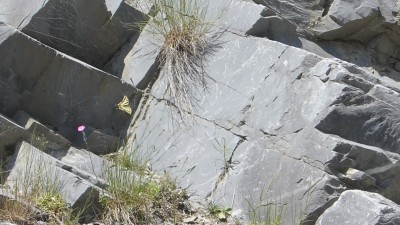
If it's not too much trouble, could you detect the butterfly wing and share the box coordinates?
[120,105,132,115]
[117,95,132,115]
[117,96,129,107]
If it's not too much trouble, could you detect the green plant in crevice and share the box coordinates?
[101,166,189,224]
[213,137,238,180]
[248,201,284,225]
[30,124,49,152]
[100,169,158,224]
[113,145,149,173]
[31,133,49,152]
[101,145,190,224]
[28,159,82,224]
[247,172,313,225]
[0,146,41,223]
[0,157,8,185]
[2,143,85,224]
[35,192,68,216]
[33,180,80,224]
[137,0,226,122]
[246,172,285,225]
[217,138,231,173]
[208,203,233,222]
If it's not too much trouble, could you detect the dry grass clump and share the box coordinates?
[0,148,81,225]
[0,197,38,224]
[141,0,225,121]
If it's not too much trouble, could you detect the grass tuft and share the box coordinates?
[101,147,190,224]
[0,144,83,224]
[35,192,68,217]
[246,173,285,225]
[247,202,283,225]
[138,0,226,122]
[208,203,233,222]
[0,197,37,224]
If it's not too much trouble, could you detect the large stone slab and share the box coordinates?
[316,85,400,154]
[316,190,400,225]
[104,24,161,84]
[208,0,264,33]
[250,0,400,73]
[0,0,149,68]
[210,133,346,224]
[5,141,100,219]
[252,0,324,30]
[129,34,350,224]
[0,23,137,143]
[129,28,400,224]
[106,0,264,86]
[130,100,241,199]
[313,0,400,68]
[150,34,345,136]
[0,114,27,158]
[13,110,71,152]
[60,147,111,188]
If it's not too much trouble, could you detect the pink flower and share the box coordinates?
[77,125,86,132]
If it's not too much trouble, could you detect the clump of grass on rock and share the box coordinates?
[141,0,226,120]
[0,154,81,224]
[101,148,191,224]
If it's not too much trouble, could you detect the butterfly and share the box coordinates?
[117,95,132,115]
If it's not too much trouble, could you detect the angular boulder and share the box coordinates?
[4,141,100,219]
[0,23,137,145]
[0,0,149,68]
[316,190,400,225]
[127,23,400,224]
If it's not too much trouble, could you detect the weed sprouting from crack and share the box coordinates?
[100,143,191,224]
[0,143,84,224]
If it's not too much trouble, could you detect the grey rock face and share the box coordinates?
[14,110,72,151]
[109,0,265,86]
[0,23,137,147]
[60,147,111,188]
[0,20,142,223]
[0,0,148,68]
[104,26,161,85]
[0,114,27,157]
[126,12,400,223]
[317,100,400,154]
[252,0,324,29]
[250,0,400,74]
[316,190,400,225]
[1,0,400,224]
[118,1,400,222]
[5,142,100,218]
[314,0,400,67]
[128,33,350,224]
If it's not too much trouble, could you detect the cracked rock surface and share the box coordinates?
[126,0,400,224]
[1,0,400,224]
[316,190,400,225]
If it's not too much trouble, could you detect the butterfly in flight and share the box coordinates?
[117,95,132,115]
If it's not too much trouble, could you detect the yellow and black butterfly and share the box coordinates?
[117,95,132,115]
